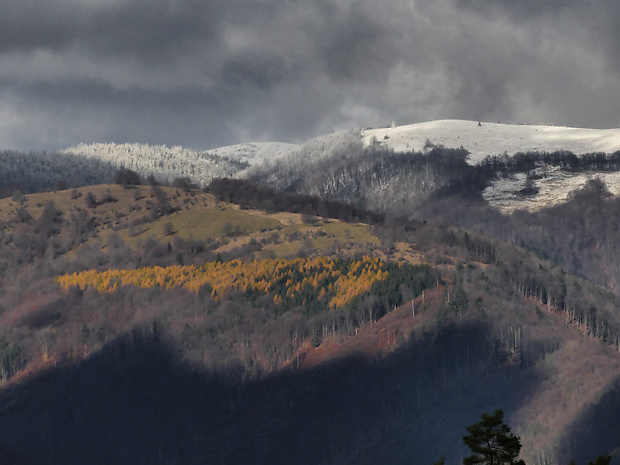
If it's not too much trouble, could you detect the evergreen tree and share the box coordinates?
[462,410,525,465]
[588,456,611,465]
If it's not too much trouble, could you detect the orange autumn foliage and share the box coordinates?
[55,257,391,310]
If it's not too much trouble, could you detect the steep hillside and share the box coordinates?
[0,183,619,464]
[241,120,620,214]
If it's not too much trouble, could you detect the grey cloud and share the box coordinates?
[220,53,291,91]
[455,0,571,19]
[2,0,620,152]
[455,0,620,72]
[1,0,224,63]
[314,6,393,83]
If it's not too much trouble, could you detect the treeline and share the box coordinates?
[63,142,248,188]
[2,256,438,384]
[0,143,247,198]
[481,149,620,175]
[246,137,620,221]
[414,219,620,354]
[207,178,386,225]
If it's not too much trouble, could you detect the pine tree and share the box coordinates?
[462,410,525,465]
[588,456,611,465]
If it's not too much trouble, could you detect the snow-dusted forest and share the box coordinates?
[62,143,248,187]
[0,149,117,194]
[0,142,251,194]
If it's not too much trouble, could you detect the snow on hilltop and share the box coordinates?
[363,119,620,165]
[208,142,299,166]
[363,119,620,212]
[62,141,299,186]
[62,142,249,186]
[59,121,620,213]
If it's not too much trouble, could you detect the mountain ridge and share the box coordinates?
[50,120,620,214]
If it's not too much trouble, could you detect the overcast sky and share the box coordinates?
[1,0,619,151]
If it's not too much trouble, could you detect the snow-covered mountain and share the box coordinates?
[362,120,620,212]
[363,119,620,164]
[43,120,620,212]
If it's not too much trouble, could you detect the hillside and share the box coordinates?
[231,123,620,296]
[238,121,620,214]
[0,181,619,464]
[361,120,620,212]
[3,122,620,464]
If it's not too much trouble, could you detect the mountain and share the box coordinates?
[1,121,620,464]
[242,120,620,214]
[18,119,618,213]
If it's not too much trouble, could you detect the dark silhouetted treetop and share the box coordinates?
[462,409,525,465]
[588,456,611,465]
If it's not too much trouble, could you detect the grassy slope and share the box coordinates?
[0,184,383,258]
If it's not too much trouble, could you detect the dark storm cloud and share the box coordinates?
[1,0,620,151]
[0,0,224,61]
[220,52,290,91]
[314,6,393,82]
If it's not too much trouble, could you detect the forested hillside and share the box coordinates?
[3,121,620,464]
[240,130,620,304]
[0,178,618,464]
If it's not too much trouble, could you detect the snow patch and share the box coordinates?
[484,170,620,214]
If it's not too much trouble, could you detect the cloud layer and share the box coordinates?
[2,0,619,151]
